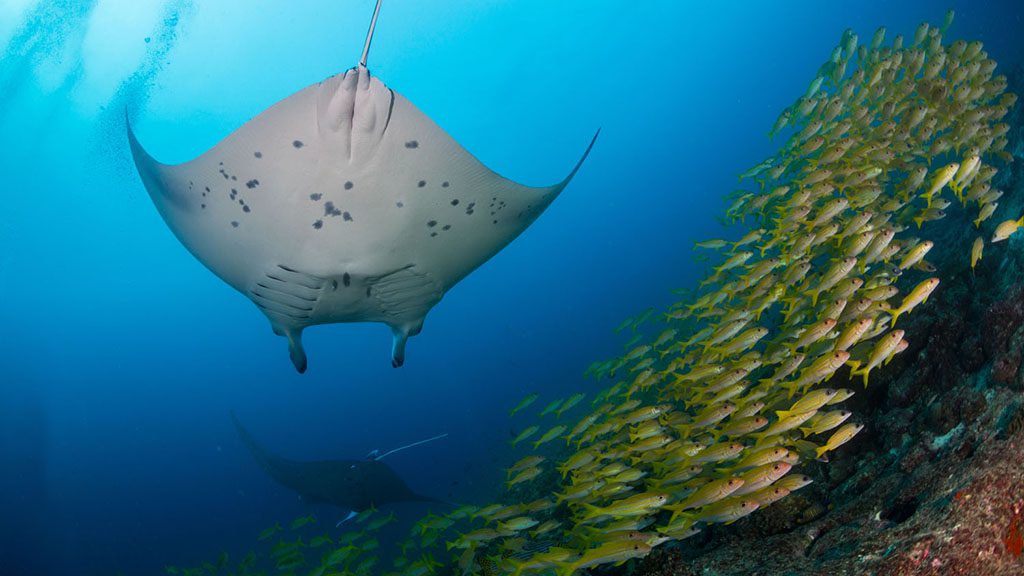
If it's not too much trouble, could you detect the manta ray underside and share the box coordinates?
[128,0,596,372]
[232,413,437,512]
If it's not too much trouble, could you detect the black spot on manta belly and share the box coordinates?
[417,180,426,188]
[310,193,322,201]
[254,151,263,158]
[313,220,323,230]
[324,202,342,217]
[246,179,259,189]
[430,232,438,237]
[343,212,353,222]
[427,220,437,227]
[343,273,351,287]
[396,201,404,208]
[442,181,449,188]
[344,181,353,190]
[442,224,451,231]
[231,221,239,228]
[405,140,418,148]
[243,205,251,213]
[293,140,304,148]
[451,199,459,206]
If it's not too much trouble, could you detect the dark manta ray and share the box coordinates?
[231,413,438,512]
[128,0,596,372]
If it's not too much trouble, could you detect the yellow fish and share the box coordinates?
[974,203,997,228]
[554,540,653,574]
[670,477,744,514]
[801,409,853,437]
[506,466,542,489]
[580,492,669,522]
[816,422,865,458]
[897,240,933,270]
[510,426,539,447]
[971,236,984,269]
[849,329,904,387]
[776,388,839,419]
[922,162,959,208]
[509,393,538,416]
[556,393,586,417]
[992,216,1024,243]
[889,277,939,327]
[697,498,761,525]
[532,425,567,449]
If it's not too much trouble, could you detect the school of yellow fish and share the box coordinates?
[434,12,1017,575]
[169,12,1019,576]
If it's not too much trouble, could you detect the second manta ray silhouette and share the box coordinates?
[232,413,440,514]
[128,0,597,372]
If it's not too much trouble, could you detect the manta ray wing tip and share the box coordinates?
[559,129,601,187]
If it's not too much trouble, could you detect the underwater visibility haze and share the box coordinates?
[2,1,1024,575]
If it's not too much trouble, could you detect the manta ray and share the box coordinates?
[128,0,596,372]
[231,413,438,513]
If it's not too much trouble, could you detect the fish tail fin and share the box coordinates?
[890,308,903,328]
[815,445,830,459]
[554,562,580,576]
[578,502,601,522]
[665,505,694,526]
[859,368,871,388]
[776,409,793,420]
[807,289,820,307]
[800,426,814,437]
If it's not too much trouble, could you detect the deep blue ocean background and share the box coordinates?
[0,1,1021,574]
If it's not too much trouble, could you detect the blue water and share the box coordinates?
[1,1,1021,574]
